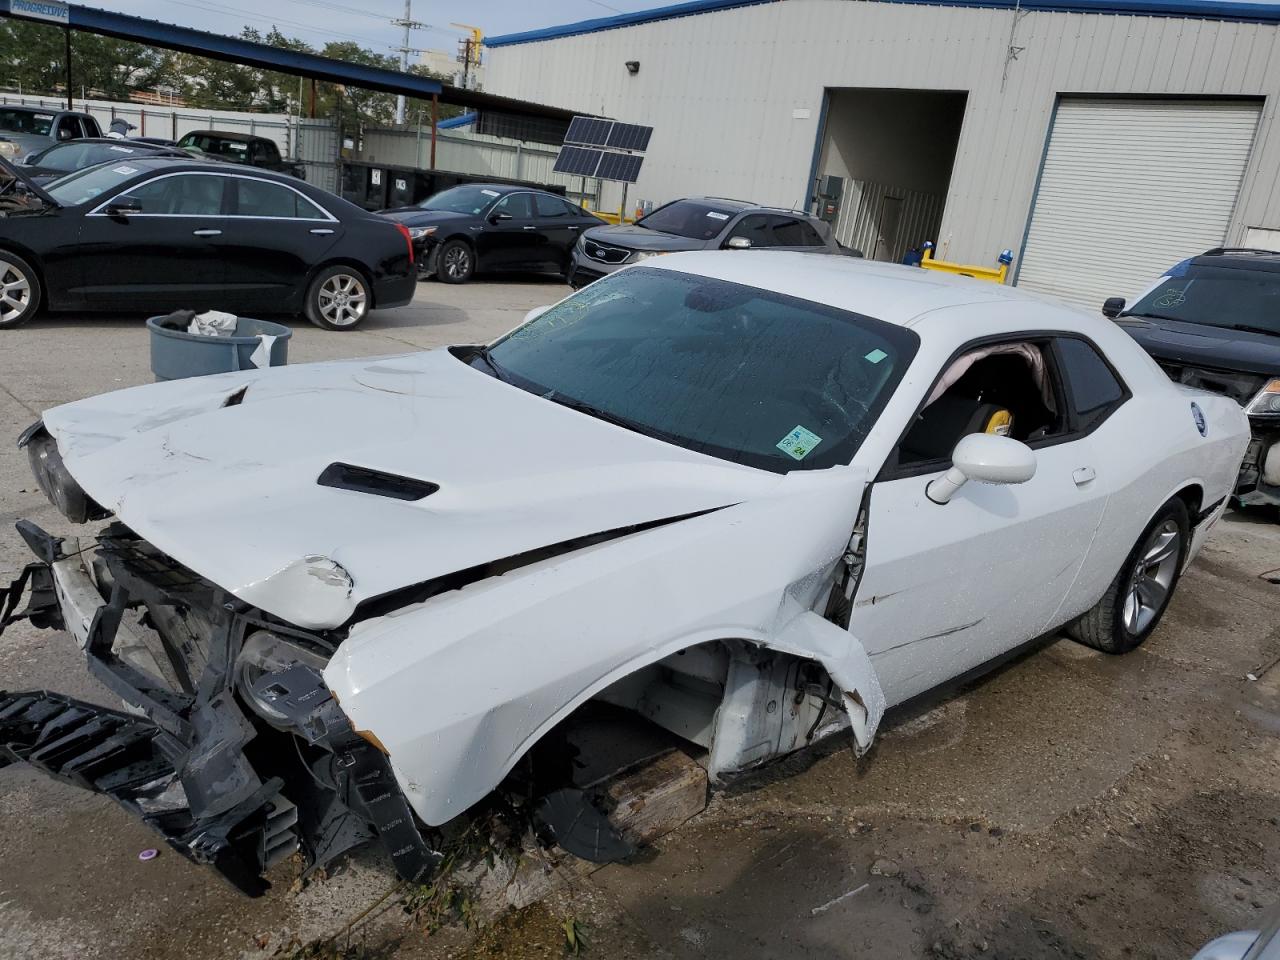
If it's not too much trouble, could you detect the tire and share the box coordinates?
[0,251,41,329]
[1068,497,1190,654]
[305,265,370,331]
[436,239,474,284]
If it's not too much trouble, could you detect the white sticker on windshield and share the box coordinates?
[35,114,54,121]
[706,211,730,220]
[481,189,500,197]
[112,165,138,175]
[864,348,888,363]
[108,145,135,153]
[777,425,823,461]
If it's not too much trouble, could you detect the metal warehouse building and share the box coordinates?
[484,0,1280,308]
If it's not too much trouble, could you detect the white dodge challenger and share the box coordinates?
[0,253,1249,893]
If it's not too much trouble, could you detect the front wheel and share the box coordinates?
[306,265,370,330]
[436,239,474,284]
[0,252,41,329]
[1068,497,1189,654]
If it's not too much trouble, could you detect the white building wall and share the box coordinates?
[484,0,1280,266]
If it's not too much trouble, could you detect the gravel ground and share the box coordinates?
[0,276,1277,960]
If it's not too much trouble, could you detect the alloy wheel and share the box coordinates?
[442,245,471,280]
[1122,518,1180,635]
[0,259,32,324]
[317,273,368,327]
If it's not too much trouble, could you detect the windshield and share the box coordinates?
[1127,264,1280,336]
[32,141,147,173]
[177,133,248,162]
[417,185,502,214]
[0,109,53,136]
[481,267,918,473]
[636,199,741,240]
[45,162,148,206]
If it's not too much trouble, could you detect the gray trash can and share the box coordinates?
[147,316,293,382]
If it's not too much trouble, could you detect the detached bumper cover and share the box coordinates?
[1235,423,1280,506]
[0,521,439,895]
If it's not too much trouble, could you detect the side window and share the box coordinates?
[55,117,79,141]
[534,194,568,218]
[725,214,777,248]
[560,198,588,217]
[770,215,825,247]
[82,116,102,137]
[897,341,1068,466]
[1055,337,1126,426]
[117,174,226,215]
[234,178,325,219]
[492,193,533,219]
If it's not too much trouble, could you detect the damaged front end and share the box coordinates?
[0,510,439,896]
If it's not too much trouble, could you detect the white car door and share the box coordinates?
[849,334,1122,707]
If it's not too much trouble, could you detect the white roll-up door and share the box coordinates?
[1016,98,1261,311]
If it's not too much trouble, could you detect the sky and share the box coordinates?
[92,0,679,59]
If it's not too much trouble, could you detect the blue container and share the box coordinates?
[147,316,293,382]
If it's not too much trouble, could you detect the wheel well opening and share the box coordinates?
[1174,484,1204,519]
[313,260,376,305]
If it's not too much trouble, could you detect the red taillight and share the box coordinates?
[394,222,414,265]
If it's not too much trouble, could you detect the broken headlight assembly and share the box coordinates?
[1244,378,1280,418]
[18,421,109,523]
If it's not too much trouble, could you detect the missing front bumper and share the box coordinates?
[0,521,440,895]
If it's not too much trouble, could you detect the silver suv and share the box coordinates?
[0,106,102,161]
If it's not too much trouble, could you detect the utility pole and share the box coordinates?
[392,0,428,125]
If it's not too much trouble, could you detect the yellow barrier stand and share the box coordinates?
[918,242,1014,284]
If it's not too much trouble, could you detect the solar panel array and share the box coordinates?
[557,115,653,184]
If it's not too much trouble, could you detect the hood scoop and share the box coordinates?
[317,463,439,501]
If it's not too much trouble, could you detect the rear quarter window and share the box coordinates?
[1056,337,1126,425]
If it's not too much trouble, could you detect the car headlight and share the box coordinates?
[0,140,20,159]
[630,250,666,262]
[408,226,436,240]
[1245,379,1280,417]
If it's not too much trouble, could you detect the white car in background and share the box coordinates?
[0,253,1249,893]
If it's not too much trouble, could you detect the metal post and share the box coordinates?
[309,78,317,119]
[63,27,72,110]
[395,0,410,125]
[429,93,438,169]
[620,182,628,223]
[515,142,523,180]
[415,111,423,169]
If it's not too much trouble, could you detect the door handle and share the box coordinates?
[191,228,222,237]
[1073,466,1097,486]
[309,228,335,235]
[568,225,580,231]
[522,225,538,231]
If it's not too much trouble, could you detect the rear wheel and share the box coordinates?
[437,239,474,284]
[306,265,369,330]
[0,252,41,329]
[1068,497,1189,654]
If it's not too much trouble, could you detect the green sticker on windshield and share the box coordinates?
[864,348,888,363]
[777,425,823,461]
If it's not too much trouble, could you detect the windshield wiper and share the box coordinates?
[471,345,509,382]
[541,391,675,444]
[1119,311,1181,322]
[1227,323,1280,337]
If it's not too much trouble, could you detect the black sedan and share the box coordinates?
[0,156,416,330]
[20,138,187,183]
[378,183,604,283]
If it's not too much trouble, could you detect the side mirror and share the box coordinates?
[926,433,1036,505]
[489,212,513,224]
[523,305,551,324]
[1101,296,1125,319]
[725,236,751,250]
[105,197,142,218]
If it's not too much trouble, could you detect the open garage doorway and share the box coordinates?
[814,89,966,262]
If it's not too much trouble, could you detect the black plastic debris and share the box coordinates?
[532,787,635,863]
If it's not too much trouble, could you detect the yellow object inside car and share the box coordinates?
[983,409,1013,436]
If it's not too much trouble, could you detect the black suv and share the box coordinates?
[1105,248,1280,510]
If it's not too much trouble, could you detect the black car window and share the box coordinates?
[55,117,79,141]
[770,215,825,247]
[418,185,502,215]
[535,193,569,218]
[482,267,918,474]
[32,141,97,172]
[493,193,533,218]
[1055,337,1126,423]
[119,174,226,216]
[233,178,324,219]
[636,199,740,240]
[725,215,777,248]
[1126,264,1280,337]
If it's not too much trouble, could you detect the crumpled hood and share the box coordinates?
[42,349,781,629]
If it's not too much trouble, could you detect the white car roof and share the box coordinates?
[642,250,1100,333]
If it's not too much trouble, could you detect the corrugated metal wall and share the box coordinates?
[483,0,1280,271]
